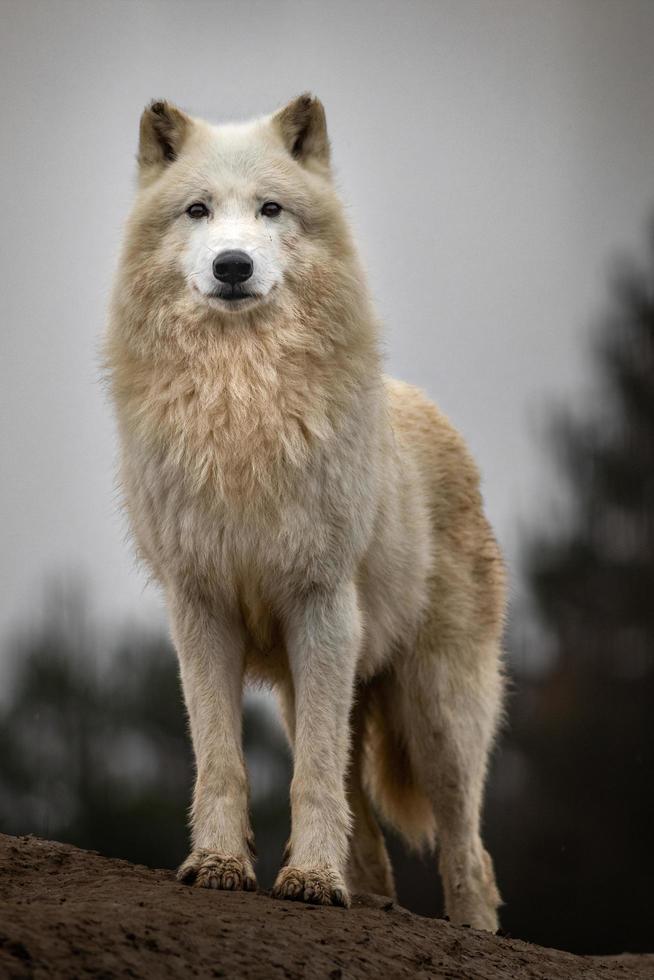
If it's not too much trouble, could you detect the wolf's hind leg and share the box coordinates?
[401,642,503,932]
[345,689,396,898]
[169,588,256,892]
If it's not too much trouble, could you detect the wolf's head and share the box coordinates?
[119,95,361,335]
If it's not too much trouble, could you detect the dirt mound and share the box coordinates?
[0,833,650,979]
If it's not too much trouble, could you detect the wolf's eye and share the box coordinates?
[186,202,209,219]
[261,201,282,218]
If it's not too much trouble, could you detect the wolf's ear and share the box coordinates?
[138,100,191,174]
[272,94,330,170]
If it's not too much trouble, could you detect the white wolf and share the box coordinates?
[105,94,506,930]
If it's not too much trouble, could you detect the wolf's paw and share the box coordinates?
[449,905,499,933]
[272,865,350,907]
[177,849,257,892]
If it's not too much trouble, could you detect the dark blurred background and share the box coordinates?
[1,0,653,959]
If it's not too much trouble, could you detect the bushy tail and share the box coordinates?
[358,674,436,853]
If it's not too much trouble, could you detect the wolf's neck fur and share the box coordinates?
[108,292,382,507]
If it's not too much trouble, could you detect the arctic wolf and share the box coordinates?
[105,94,505,930]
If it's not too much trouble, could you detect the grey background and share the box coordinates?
[2,0,653,646]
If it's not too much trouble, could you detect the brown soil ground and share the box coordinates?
[0,833,651,979]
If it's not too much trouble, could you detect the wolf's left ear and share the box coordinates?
[272,94,330,171]
[138,100,192,174]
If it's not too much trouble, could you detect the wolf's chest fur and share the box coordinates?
[117,332,379,601]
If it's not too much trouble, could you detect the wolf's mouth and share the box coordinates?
[212,286,258,303]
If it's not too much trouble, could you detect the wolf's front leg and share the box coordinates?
[168,589,256,892]
[273,582,361,907]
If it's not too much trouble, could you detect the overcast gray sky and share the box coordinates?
[1,0,653,648]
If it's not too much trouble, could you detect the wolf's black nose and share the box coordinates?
[212,250,254,285]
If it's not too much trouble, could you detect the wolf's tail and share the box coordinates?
[356,674,436,852]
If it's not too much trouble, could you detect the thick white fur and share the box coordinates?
[105,95,506,928]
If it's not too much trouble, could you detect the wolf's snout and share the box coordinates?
[212,250,254,285]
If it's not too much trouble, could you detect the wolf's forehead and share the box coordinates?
[183,119,290,187]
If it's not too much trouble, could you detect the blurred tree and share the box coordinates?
[0,591,292,887]
[491,225,654,954]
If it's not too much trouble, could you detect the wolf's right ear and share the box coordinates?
[138,100,191,176]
